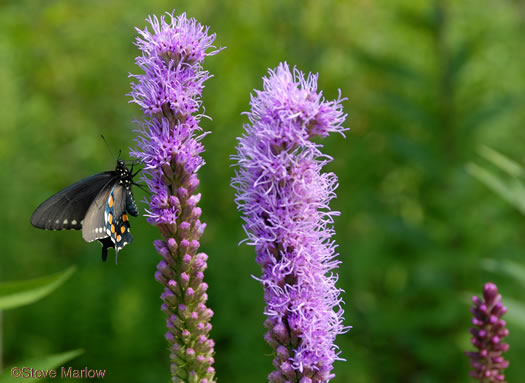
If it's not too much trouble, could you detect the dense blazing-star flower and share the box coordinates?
[232,62,349,383]
[129,11,222,383]
[466,282,510,383]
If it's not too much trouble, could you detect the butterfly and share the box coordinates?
[31,159,140,262]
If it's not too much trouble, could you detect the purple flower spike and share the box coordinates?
[129,11,222,383]
[232,63,349,382]
[466,282,510,383]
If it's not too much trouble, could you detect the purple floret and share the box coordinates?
[129,11,221,383]
[232,62,349,382]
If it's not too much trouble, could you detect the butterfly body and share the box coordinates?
[31,160,139,261]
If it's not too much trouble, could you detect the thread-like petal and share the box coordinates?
[130,11,221,383]
[232,63,349,382]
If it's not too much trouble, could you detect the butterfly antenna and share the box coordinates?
[100,135,117,161]
[132,166,142,178]
[125,158,143,166]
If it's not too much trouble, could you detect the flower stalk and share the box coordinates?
[466,282,510,383]
[129,11,221,383]
[232,63,349,382]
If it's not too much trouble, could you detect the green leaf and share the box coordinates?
[462,96,517,134]
[467,162,509,199]
[352,48,423,82]
[397,8,435,34]
[0,349,83,383]
[478,146,524,178]
[466,162,525,214]
[481,259,525,288]
[449,38,478,81]
[379,91,435,128]
[0,266,76,310]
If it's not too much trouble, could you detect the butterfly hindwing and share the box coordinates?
[99,237,115,263]
[31,172,115,231]
[125,188,139,217]
[109,212,133,254]
[104,185,133,256]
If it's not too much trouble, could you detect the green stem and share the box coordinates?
[434,0,456,162]
[0,310,3,372]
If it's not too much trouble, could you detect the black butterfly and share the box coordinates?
[31,160,140,262]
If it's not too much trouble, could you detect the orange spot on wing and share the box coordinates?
[120,226,125,234]
[111,224,115,233]
[108,214,113,224]
[108,194,114,208]
[122,214,128,222]
[117,235,122,242]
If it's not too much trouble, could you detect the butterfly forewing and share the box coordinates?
[83,184,133,251]
[31,172,115,231]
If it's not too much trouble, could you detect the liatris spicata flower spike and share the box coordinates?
[466,282,510,383]
[129,11,222,383]
[232,62,349,382]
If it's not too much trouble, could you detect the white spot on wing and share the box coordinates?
[63,219,68,225]
[72,219,77,225]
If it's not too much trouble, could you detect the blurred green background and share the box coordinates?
[1,0,524,382]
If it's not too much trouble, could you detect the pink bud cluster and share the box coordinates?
[130,11,221,382]
[466,282,509,383]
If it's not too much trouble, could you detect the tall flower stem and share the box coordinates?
[129,11,222,383]
[232,63,349,383]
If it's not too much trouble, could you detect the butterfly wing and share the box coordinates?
[31,172,115,231]
[125,188,139,217]
[81,181,118,242]
[105,185,133,255]
[82,184,133,260]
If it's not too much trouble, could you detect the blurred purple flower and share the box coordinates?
[129,11,221,382]
[232,62,349,382]
[466,282,509,383]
